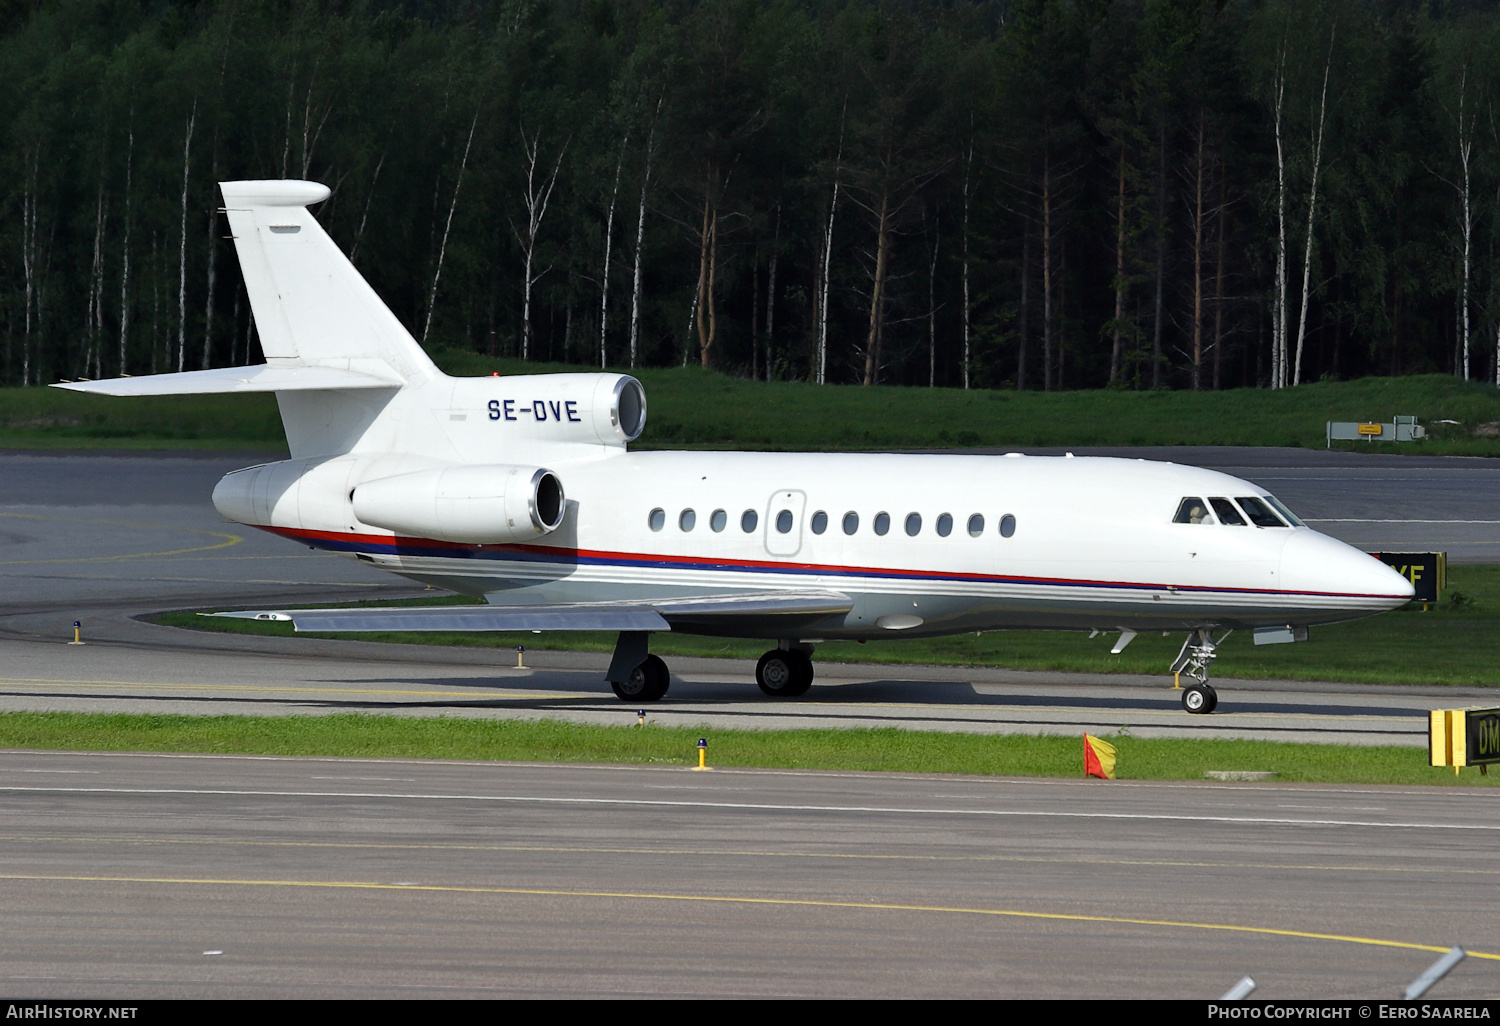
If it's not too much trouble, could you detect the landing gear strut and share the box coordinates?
[606,630,670,702]
[1171,628,1230,715]
[756,646,813,698]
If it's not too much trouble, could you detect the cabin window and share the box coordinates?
[874,512,891,536]
[679,509,697,532]
[843,512,860,535]
[741,509,759,533]
[648,508,665,532]
[967,514,985,537]
[710,509,727,532]
[776,510,794,534]
[1209,498,1246,526]
[1263,494,1305,527]
[1000,514,1016,538]
[811,511,828,534]
[1173,498,1212,524]
[905,513,922,536]
[1236,496,1288,528]
[936,513,953,537]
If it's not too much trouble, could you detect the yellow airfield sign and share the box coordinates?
[1430,708,1500,768]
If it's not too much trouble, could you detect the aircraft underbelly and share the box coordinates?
[355,547,1376,637]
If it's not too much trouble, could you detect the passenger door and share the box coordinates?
[764,489,807,557]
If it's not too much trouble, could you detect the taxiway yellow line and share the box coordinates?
[0,871,1491,959]
[0,512,242,564]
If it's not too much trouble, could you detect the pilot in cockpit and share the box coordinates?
[1174,498,1216,525]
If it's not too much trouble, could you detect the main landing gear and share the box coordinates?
[612,653,670,702]
[755,647,813,698]
[606,631,671,702]
[1171,628,1230,715]
[604,632,817,702]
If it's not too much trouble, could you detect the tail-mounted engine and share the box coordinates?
[454,372,646,449]
[353,463,565,543]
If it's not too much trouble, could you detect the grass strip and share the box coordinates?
[20,365,1500,454]
[0,711,1490,787]
[154,564,1500,688]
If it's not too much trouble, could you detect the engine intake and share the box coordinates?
[353,463,565,543]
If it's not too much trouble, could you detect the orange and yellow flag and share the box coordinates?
[1084,734,1117,780]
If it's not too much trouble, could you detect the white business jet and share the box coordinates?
[57,181,1413,714]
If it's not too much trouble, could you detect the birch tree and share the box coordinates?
[764,203,779,382]
[1292,28,1334,387]
[960,139,973,389]
[423,110,478,345]
[847,11,949,387]
[598,131,627,367]
[86,178,105,379]
[510,124,566,360]
[176,102,195,373]
[629,96,662,370]
[1435,64,1476,379]
[118,120,133,376]
[925,205,939,388]
[1271,45,1288,387]
[202,142,218,369]
[817,113,844,385]
[1188,112,1207,390]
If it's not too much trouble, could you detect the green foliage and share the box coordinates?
[31,362,1500,453]
[5,0,1500,392]
[446,355,1500,454]
[0,387,282,448]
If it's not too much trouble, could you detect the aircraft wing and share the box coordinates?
[207,591,853,634]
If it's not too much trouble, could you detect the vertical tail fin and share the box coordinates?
[220,180,438,386]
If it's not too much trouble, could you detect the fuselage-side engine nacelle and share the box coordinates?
[352,464,565,543]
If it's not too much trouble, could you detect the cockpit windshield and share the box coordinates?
[1236,496,1288,528]
[1262,494,1305,527]
[1209,498,1246,525]
[1174,494,1305,528]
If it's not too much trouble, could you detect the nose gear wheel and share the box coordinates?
[1181,683,1217,714]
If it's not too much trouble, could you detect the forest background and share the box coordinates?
[6,0,1500,396]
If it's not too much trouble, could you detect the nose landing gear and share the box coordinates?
[1171,628,1230,715]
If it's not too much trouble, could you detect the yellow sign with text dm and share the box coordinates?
[1430,708,1500,768]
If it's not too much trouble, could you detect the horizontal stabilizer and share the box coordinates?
[207,591,853,634]
[53,364,403,396]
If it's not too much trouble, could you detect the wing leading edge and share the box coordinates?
[207,590,854,634]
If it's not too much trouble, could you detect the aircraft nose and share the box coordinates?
[1278,531,1415,608]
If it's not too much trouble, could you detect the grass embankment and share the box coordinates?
[156,564,1500,689]
[19,360,1500,454]
[0,711,1488,786]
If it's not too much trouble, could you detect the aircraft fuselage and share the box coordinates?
[238,450,1412,641]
